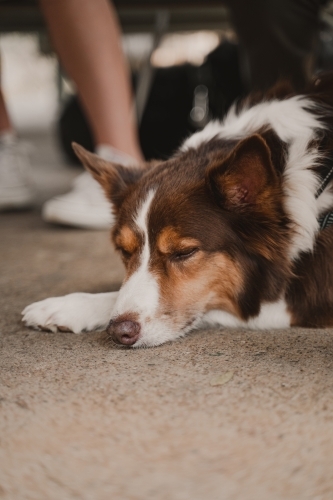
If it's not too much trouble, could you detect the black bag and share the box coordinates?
[58,40,244,163]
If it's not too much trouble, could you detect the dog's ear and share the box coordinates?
[206,134,278,210]
[72,143,143,209]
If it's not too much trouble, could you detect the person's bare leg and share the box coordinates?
[0,88,13,134]
[39,0,143,162]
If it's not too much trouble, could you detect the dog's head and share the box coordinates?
[73,134,291,347]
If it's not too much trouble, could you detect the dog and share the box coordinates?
[22,74,333,348]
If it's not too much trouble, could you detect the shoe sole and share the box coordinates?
[42,205,112,230]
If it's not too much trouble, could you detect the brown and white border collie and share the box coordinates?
[22,74,333,347]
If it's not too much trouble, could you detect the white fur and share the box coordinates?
[111,190,159,319]
[22,291,291,343]
[283,139,321,258]
[21,190,177,345]
[109,189,209,347]
[182,97,322,148]
[133,318,183,348]
[22,98,333,346]
[203,299,291,330]
[22,292,117,334]
[316,188,333,215]
[182,97,333,259]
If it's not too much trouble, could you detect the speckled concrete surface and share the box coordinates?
[1,135,333,500]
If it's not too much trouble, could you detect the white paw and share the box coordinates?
[22,292,117,334]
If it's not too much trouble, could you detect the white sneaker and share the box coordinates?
[42,144,137,229]
[0,134,34,210]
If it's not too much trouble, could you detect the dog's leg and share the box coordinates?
[22,292,118,334]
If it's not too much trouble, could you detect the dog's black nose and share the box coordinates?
[107,319,140,346]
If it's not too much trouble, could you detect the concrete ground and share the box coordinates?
[1,131,333,500]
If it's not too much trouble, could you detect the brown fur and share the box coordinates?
[73,73,333,330]
[155,251,244,321]
[98,135,291,322]
[114,225,139,256]
[157,227,200,255]
[287,227,333,327]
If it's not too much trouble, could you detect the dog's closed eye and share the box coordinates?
[171,247,200,262]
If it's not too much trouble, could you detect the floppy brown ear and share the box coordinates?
[206,134,278,210]
[72,142,143,209]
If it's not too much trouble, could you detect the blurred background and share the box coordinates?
[2,0,333,205]
[0,1,234,204]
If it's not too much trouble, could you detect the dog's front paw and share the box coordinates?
[22,292,116,334]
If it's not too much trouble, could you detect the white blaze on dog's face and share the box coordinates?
[73,136,291,347]
[111,189,244,347]
[111,189,161,341]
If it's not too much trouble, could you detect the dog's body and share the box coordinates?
[23,74,333,347]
